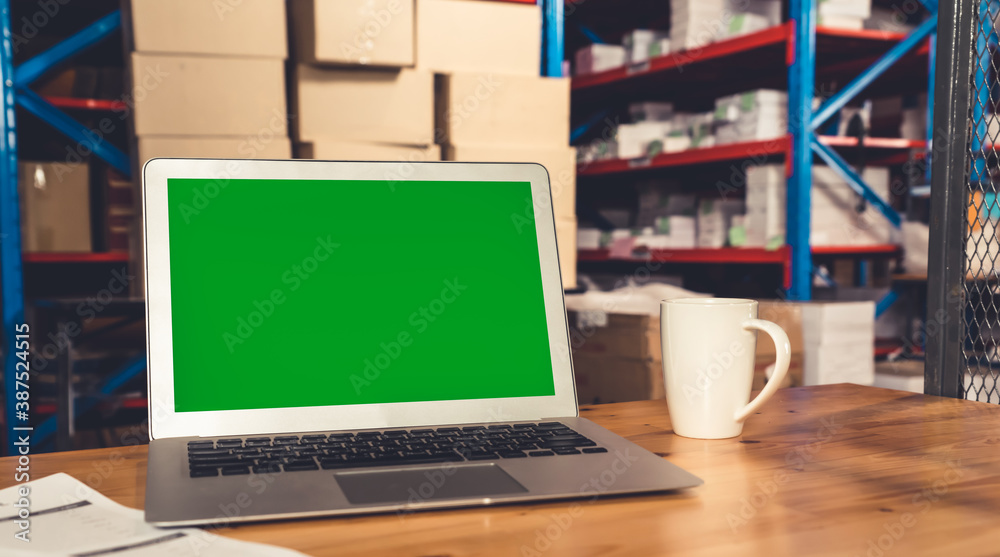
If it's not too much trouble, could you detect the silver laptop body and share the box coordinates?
[142,159,702,526]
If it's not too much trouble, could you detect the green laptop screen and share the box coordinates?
[167,178,556,413]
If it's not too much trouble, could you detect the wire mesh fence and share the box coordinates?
[964,0,1000,403]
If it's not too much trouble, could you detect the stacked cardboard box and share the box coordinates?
[817,0,872,30]
[129,0,292,166]
[287,0,437,163]
[19,162,92,253]
[104,170,134,252]
[671,0,781,52]
[714,89,787,144]
[575,44,626,75]
[696,198,746,247]
[744,164,893,247]
[800,301,876,385]
[426,0,576,288]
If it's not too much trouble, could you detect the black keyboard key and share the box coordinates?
[436,427,461,433]
[529,450,555,457]
[283,461,319,472]
[538,422,562,427]
[546,434,587,442]
[252,463,282,474]
[188,441,214,448]
[515,443,538,451]
[189,454,241,464]
[221,465,250,475]
[244,440,271,447]
[216,438,243,446]
[487,424,512,430]
[582,447,608,454]
[273,438,300,445]
[274,435,299,441]
[190,467,218,477]
[328,433,353,440]
[498,451,528,458]
[513,423,535,429]
[552,448,581,455]
[411,428,434,434]
[188,448,228,456]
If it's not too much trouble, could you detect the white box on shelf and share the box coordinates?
[714,89,788,123]
[696,198,746,248]
[575,44,627,75]
[818,0,872,19]
[578,228,604,250]
[623,29,670,64]
[617,122,673,159]
[629,102,675,122]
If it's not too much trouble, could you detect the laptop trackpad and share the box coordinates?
[334,464,528,505]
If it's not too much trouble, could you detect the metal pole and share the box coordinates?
[926,0,976,398]
[0,0,26,456]
[542,0,564,77]
[787,0,816,300]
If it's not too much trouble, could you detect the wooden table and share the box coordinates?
[3,384,999,556]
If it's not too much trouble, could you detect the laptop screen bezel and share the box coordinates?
[142,158,578,440]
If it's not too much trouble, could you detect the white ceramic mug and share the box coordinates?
[660,298,791,439]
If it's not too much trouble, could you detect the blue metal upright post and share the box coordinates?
[0,0,26,457]
[971,0,991,182]
[787,0,816,300]
[542,0,564,77]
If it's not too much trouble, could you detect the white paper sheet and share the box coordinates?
[0,474,307,557]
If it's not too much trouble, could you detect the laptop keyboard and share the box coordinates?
[186,422,608,478]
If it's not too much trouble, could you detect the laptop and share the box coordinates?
[142,159,702,526]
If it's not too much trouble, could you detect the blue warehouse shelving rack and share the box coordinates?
[0,2,146,456]
[566,0,938,302]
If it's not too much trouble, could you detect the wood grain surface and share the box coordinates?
[2,384,998,556]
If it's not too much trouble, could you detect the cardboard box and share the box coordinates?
[131,54,286,136]
[19,162,92,252]
[756,301,806,357]
[442,144,575,219]
[575,44,626,75]
[752,352,804,390]
[556,217,577,289]
[137,136,292,168]
[573,354,664,405]
[416,0,540,76]
[297,141,439,161]
[292,66,433,144]
[289,0,414,67]
[435,73,570,147]
[130,0,286,58]
[622,30,670,64]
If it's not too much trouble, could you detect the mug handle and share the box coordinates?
[733,319,791,423]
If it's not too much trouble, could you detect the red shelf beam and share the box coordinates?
[43,97,128,111]
[573,23,794,90]
[24,252,130,264]
[579,245,900,290]
[577,136,926,176]
[578,247,789,264]
[572,24,912,92]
